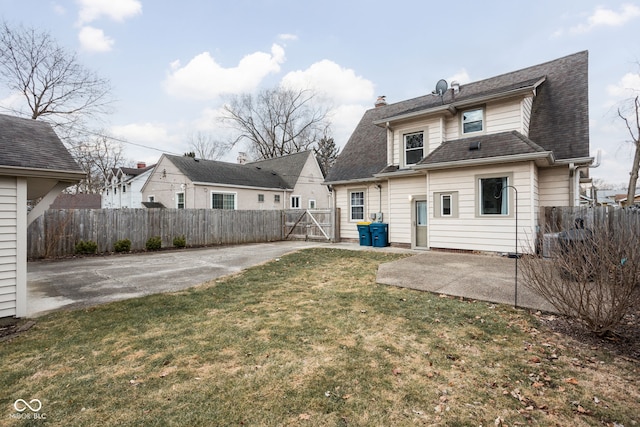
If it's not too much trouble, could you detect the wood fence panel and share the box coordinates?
[27,209,288,259]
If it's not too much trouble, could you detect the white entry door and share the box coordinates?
[415,199,428,248]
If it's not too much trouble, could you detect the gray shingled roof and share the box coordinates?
[165,154,291,189]
[248,151,311,188]
[325,51,589,183]
[0,114,83,172]
[416,131,551,167]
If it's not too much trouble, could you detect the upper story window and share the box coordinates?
[462,108,484,134]
[290,195,301,209]
[404,132,424,165]
[274,194,280,203]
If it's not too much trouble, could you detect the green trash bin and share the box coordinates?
[369,223,389,247]
[357,222,372,246]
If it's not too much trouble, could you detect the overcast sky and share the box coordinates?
[1,0,639,187]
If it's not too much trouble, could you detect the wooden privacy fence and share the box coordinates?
[540,205,640,233]
[27,209,285,259]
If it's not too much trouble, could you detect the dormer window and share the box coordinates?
[462,108,484,134]
[404,132,424,165]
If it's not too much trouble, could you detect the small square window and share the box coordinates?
[290,196,301,209]
[462,108,483,134]
[309,199,316,209]
[258,194,264,202]
[274,195,280,203]
[148,196,155,202]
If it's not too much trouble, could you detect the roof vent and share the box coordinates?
[469,140,481,151]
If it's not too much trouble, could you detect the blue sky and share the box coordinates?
[1,0,640,187]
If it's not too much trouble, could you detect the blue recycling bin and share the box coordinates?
[369,223,389,247]
[357,223,372,246]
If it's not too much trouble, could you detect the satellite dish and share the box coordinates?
[435,79,448,96]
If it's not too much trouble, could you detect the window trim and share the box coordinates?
[349,189,365,222]
[308,199,316,209]
[176,192,185,209]
[290,195,301,209]
[433,191,459,218]
[475,173,513,217]
[210,191,237,210]
[258,194,264,203]
[461,107,485,135]
[274,194,281,203]
[403,131,425,166]
[148,195,155,203]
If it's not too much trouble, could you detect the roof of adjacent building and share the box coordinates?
[247,151,312,188]
[325,51,589,183]
[164,154,291,189]
[0,113,83,173]
[118,164,155,177]
[50,193,102,209]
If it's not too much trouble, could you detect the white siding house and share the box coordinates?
[326,52,591,254]
[0,114,84,318]
[102,163,155,208]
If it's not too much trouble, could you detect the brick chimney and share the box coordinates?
[237,152,247,164]
[375,95,387,108]
[137,162,146,169]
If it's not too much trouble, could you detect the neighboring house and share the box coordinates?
[141,151,329,210]
[102,162,155,208]
[325,51,592,253]
[0,114,84,317]
[50,193,102,209]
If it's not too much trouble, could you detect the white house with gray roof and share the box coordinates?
[0,114,84,317]
[141,151,328,210]
[325,51,592,253]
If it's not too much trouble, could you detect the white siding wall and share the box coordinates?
[485,98,522,134]
[427,162,537,253]
[391,118,442,167]
[538,166,570,207]
[0,176,18,317]
[335,183,388,240]
[521,96,533,136]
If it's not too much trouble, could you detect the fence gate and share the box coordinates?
[284,209,334,241]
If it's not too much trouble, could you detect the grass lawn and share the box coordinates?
[1,248,638,426]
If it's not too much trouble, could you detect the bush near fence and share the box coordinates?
[27,209,285,259]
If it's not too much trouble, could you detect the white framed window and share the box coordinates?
[350,190,365,221]
[148,195,155,202]
[441,194,452,216]
[290,195,301,209]
[258,194,264,203]
[274,194,280,203]
[176,192,185,209]
[211,192,236,210]
[479,176,508,215]
[122,185,126,193]
[404,131,424,165]
[462,108,484,134]
[308,199,316,209]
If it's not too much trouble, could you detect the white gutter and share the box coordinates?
[411,151,555,171]
[373,78,546,126]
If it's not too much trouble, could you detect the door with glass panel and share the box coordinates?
[414,199,428,248]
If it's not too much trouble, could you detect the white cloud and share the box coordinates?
[52,2,66,15]
[164,44,286,100]
[281,59,375,104]
[607,72,640,99]
[278,33,298,41]
[0,91,27,115]
[76,0,142,25]
[328,104,369,148]
[570,4,640,34]
[78,26,114,52]
[110,122,182,162]
[447,69,471,85]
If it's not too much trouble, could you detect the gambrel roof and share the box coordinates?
[325,51,589,183]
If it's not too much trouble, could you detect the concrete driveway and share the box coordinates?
[27,241,552,318]
[27,241,326,317]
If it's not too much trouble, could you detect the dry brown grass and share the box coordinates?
[0,248,638,426]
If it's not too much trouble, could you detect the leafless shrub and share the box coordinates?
[521,213,640,336]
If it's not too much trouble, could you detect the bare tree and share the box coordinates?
[187,131,226,160]
[68,132,128,194]
[221,87,330,160]
[521,213,640,336]
[0,21,112,130]
[618,95,640,206]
